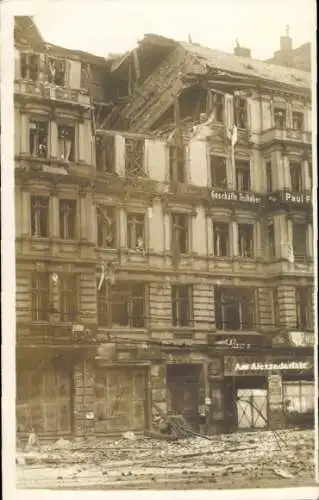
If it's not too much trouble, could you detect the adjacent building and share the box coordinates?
[15,18,314,439]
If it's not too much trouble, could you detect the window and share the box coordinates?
[97,206,116,248]
[274,108,286,129]
[268,221,276,258]
[266,161,273,193]
[283,381,314,414]
[31,272,50,321]
[96,135,115,173]
[98,282,146,328]
[292,111,304,131]
[308,161,313,189]
[60,275,77,322]
[172,285,192,327]
[210,156,227,188]
[292,222,308,261]
[234,97,248,129]
[47,57,66,86]
[169,145,185,183]
[172,214,188,255]
[272,288,279,327]
[59,200,77,240]
[290,161,303,192]
[238,223,254,258]
[81,62,91,86]
[29,120,48,157]
[58,125,75,161]
[20,53,39,81]
[213,222,230,257]
[31,196,49,238]
[127,213,145,251]
[215,287,255,331]
[236,160,250,192]
[125,138,144,176]
[213,93,224,123]
[296,287,313,330]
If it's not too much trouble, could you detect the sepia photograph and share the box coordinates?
[1,0,318,497]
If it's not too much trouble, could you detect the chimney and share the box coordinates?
[280,25,293,52]
[234,39,251,58]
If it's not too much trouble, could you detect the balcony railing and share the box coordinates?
[14,80,91,106]
[260,127,312,146]
[17,323,97,346]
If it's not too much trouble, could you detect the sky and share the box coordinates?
[27,0,316,60]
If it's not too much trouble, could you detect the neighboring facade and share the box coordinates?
[15,19,314,439]
[266,32,311,72]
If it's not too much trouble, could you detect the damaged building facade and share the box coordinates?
[15,18,314,439]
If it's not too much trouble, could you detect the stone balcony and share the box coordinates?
[259,127,312,148]
[14,80,91,107]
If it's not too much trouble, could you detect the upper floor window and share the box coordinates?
[171,285,192,327]
[125,138,144,177]
[31,272,50,322]
[210,156,227,189]
[29,120,48,158]
[234,97,248,129]
[169,145,185,183]
[292,111,304,132]
[31,196,49,238]
[127,213,145,251]
[266,161,273,193]
[98,282,146,328]
[59,200,77,240]
[308,161,313,189]
[47,57,66,86]
[296,287,313,330]
[20,53,40,81]
[289,161,303,192]
[81,62,91,87]
[172,213,189,255]
[274,108,286,129]
[58,125,75,162]
[211,92,224,123]
[236,160,250,192]
[215,287,255,331]
[238,223,254,258]
[213,222,230,257]
[96,135,115,173]
[268,221,276,258]
[292,221,308,261]
[60,275,77,322]
[97,206,116,249]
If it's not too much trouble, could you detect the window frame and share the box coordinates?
[30,195,50,238]
[95,135,115,173]
[289,161,303,192]
[29,119,49,158]
[213,221,230,257]
[31,272,50,322]
[238,223,255,258]
[57,124,75,162]
[292,221,308,261]
[295,286,313,330]
[210,155,227,189]
[97,206,117,249]
[59,274,78,323]
[171,285,193,327]
[97,281,146,328]
[215,287,256,331]
[235,160,251,192]
[127,212,146,251]
[125,137,145,177]
[171,213,189,255]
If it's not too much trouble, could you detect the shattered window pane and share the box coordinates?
[29,120,48,157]
[96,135,115,173]
[238,223,254,258]
[284,381,314,414]
[127,213,145,251]
[97,206,116,248]
[125,138,145,177]
[210,156,227,188]
[58,125,75,161]
[20,52,40,81]
[47,57,66,86]
[98,282,146,328]
[31,196,49,238]
[215,287,255,331]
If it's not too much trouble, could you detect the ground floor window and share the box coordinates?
[283,380,314,414]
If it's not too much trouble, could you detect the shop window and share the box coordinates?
[31,196,49,238]
[238,223,254,258]
[127,213,145,251]
[290,161,303,192]
[60,275,77,322]
[97,206,116,248]
[268,221,276,258]
[98,282,146,328]
[213,222,230,257]
[58,125,75,162]
[20,52,40,81]
[29,120,48,157]
[31,272,50,321]
[236,160,250,192]
[171,213,188,255]
[274,108,286,129]
[283,381,314,414]
[59,200,77,240]
[96,135,115,173]
[47,57,66,86]
[169,145,185,183]
[125,138,145,177]
[215,287,255,331]
[266,161,273,193]
[234,97,248,129]
[292,222,308,261]
[296,287,313,330]
[210,156,227,188]
[171,285,192,327]
[292,111,304,131]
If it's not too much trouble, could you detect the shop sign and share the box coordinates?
[282,191,311,205]
[235,361,311,372]
[214,337,252,350]
[211,190,261,204]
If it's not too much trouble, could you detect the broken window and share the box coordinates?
[81,62,91,86]
[172,214,188,255]
[296,287,313,330]
[283,381,314,414]
[292,222,308,261]
[290,161,303,192]
[127,213,145,251]
[172,285,192,327]
[125,138,145,177]
[58,125,75,162]
[31,196,49,238]
[212,93,224,123]
[29,120,48,157]
[210,156,227,188]
[47,57,66,86]
[292,111,304,131]
[236,160,250,192]
[215,287,255,331]
[213,222,230,257]
[274,108,286,129]
[31,272,50,321]
[60,275,77,322]
[234,97,248,129]
[266,161,273,193]
[97,206,116,248]
[59,200,77,240]
[98,282,146,328]
[20,52,40,81]
[169,145,185,183]
[96,135,115,173]
[268,220,276,258]
[238,223,254,258]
